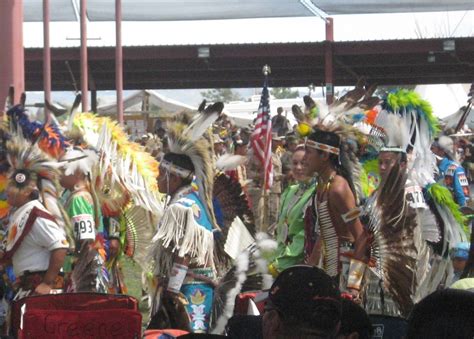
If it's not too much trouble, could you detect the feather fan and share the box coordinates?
[213,172,255,237]
[123,205,157,271]
[211,232,276,334]
[70,240,108,293]
[364,163,418,316]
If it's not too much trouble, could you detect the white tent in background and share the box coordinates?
[441,106,474,130]
[97,89,195,115]
[415,84,469,119]
[223,97,324,128]
[414,84,472,130]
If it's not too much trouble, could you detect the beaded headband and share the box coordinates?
[305,140,340,155]
[380,146,406,153]
[160,159,193,179]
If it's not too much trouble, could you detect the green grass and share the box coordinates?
[121,257,150,325]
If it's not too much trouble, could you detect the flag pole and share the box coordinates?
[262,65,271,233]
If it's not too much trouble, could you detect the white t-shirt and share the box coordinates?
[10,200,68,277]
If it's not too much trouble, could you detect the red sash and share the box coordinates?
[3,207,56,262]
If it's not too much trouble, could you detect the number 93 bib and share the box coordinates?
[72,214,95,240]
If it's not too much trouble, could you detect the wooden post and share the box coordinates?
[0,0,24,111]
[43,0,51,122]
[325,17,334,105]
[80,0,88,111]
[116,0,124,124]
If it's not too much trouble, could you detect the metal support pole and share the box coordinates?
[116,0,124,124]
[80,0,88,112]
[0,0,24,111]
[43,0,51,121]
[324,17,334,105]
[91,89,97,113]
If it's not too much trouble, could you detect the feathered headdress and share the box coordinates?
[293,80,381,139]
[70,113,161,216]
[384,89,440,137]
[307,122,365,204]
[59,147,98,176]
[7,134,59,191]
[292,95,320,137]
[7,105,70,159]
[380,89,440,187]
[6,134,72,241]
[165,101,224,231]
[376,112,410,153]
[376,89,468,298]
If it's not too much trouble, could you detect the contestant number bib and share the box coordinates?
[458,173,469,187]
[73,214,95,240]
[405,185,426,209]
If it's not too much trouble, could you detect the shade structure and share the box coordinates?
[24,0,77,21]
[24,37,474,91]
[23,0,474,22]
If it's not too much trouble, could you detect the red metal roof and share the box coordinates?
[24,37,474,91]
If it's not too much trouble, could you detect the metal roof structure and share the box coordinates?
[24,37,474,91]
[23,0,474,22]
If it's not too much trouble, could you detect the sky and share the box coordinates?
[23,10,474,48]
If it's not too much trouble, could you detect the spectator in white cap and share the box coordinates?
[213,134,226,159]
[431,135,471,206]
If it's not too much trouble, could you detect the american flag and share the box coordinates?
[251,78,273,190]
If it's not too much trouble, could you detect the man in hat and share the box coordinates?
[451,242,470,283]
[213,134,226,160]
[227,138,249,190]
[280,135,299,189]
[432,135,470,206]
[268,133,284,231]
[271,107,289,137]
[262,265,342,339]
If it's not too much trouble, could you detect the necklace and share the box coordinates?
[317,172,335,202]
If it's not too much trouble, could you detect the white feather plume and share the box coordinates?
[216,154,246,172]
[376,111,409,150]
[211,250,250,335]
[185,111,220,142]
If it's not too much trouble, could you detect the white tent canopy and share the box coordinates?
[97,89,195,115]
[224,85,472,129]
[415,84,470,119]
[24,0,474,22]
[223,97,318,128]
[411,84,472,130]
[442,106,473,130]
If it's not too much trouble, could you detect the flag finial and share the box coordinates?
[262,65,271,76]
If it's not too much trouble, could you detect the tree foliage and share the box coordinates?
[200,88,243,103]
[271,87,300,99]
